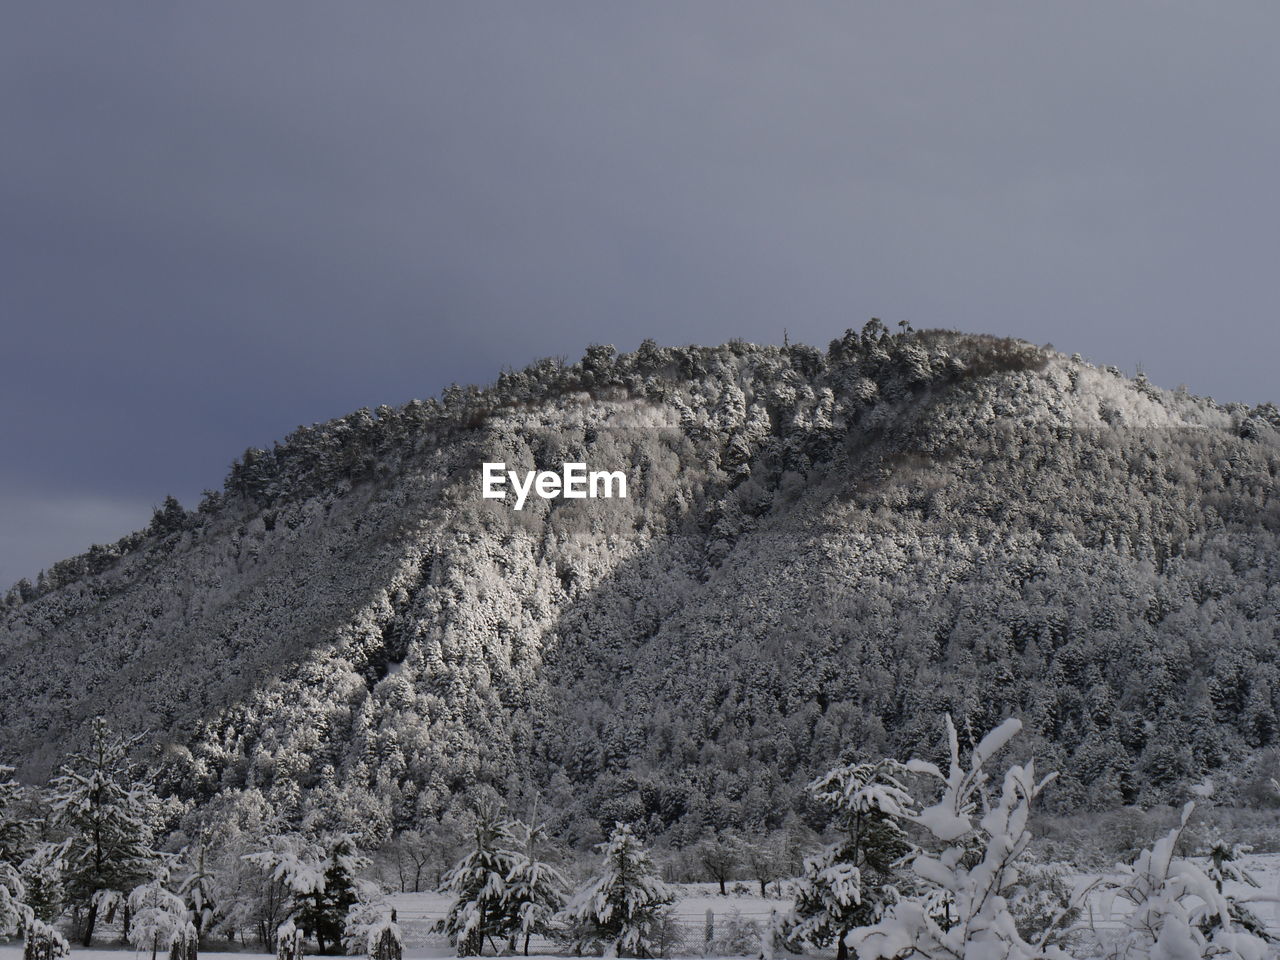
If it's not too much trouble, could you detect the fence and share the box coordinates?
[389,906,779,956]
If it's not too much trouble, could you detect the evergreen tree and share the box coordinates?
[787,759,917,960]
[0,764,33,869]
[294,835,363,954]
[558,823,677,959]
[502,820,568,955]
[439,808,519,956]
[21,844,67,923]
[176,835,220,940]
[49,717,159,945]
[0,858,25,936]
[245,832,366,954]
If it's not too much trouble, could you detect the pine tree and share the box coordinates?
[558,823,677,959]
[787,759,917,960]
[21,844,67,923]
[49,717,159,946]
[294,836,362,954]
[176,835,220,941]
[0,764,33,869]
[0,858,26,936]
[245,832,366,954]
[502,820,568,955]
[439,808,519,956]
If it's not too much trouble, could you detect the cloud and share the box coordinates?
[2,2,1279,580]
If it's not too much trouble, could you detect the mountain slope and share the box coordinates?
[2,328,1278,844]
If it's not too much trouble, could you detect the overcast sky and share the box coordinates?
[2,3,1279,589]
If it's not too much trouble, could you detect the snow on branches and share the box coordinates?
[558,823,677,959]
[788,759,918,957]
[1097,788,1273,960]
[128,879,196,960]
[846,716,1072,960]
[438,810,567,957]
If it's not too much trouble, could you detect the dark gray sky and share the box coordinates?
[3,3,1279,589]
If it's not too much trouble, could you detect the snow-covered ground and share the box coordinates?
[381,882,789,955]
[0,883,789,960]
[6,859,1280,960]
[1066,851,1280,934]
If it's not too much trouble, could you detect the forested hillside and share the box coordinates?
[2,325,1279,851]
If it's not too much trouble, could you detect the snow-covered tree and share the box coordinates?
[20,844,67,923]
[439,808,519,956]
[695,835,737,896]
[847,717,1073,960]
[365,914,403,960]
[219,831,293,948]
[730,831,788,898]
[176,837,220,941]
[49,717,160,945]
[343,896,404,960]
[1200,835,1269,941]
[23,919,72,960]
[0,858,26,936]
[294,835,364,955]
[1097,790,1272,960]
[129,879,195,960]
[787,758,917,959]
[503,820,568,955]
[558,822,677,958]
[0,765,33,869]
[276,918,304,960]
[343,898,389,956]
[245,832,366,954]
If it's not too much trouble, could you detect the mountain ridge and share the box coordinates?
[3,327,1278,847]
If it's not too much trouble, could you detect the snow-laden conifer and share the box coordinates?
[20,844,66,925]
[0,858,26,936]
[49,717,160,945]
[23,918,71,960]
[558,822,677,958]
[0,765,32,871]
[787,758,917,960]
[502,820,568,955]
[129,879,195,960]
[439,808,520,956]
[365,914,403,960]
[245,832,365,954]
[176,835,220,940]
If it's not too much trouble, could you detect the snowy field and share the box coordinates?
[0,883,790,960]
[7,859,1280,960]
[1069,851,1280,934]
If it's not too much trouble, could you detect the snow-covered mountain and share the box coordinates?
[2,326,1278,844]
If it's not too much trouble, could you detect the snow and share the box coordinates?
[7,859,1280,960]
[0,952,762,960]
[0,882,790,960]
